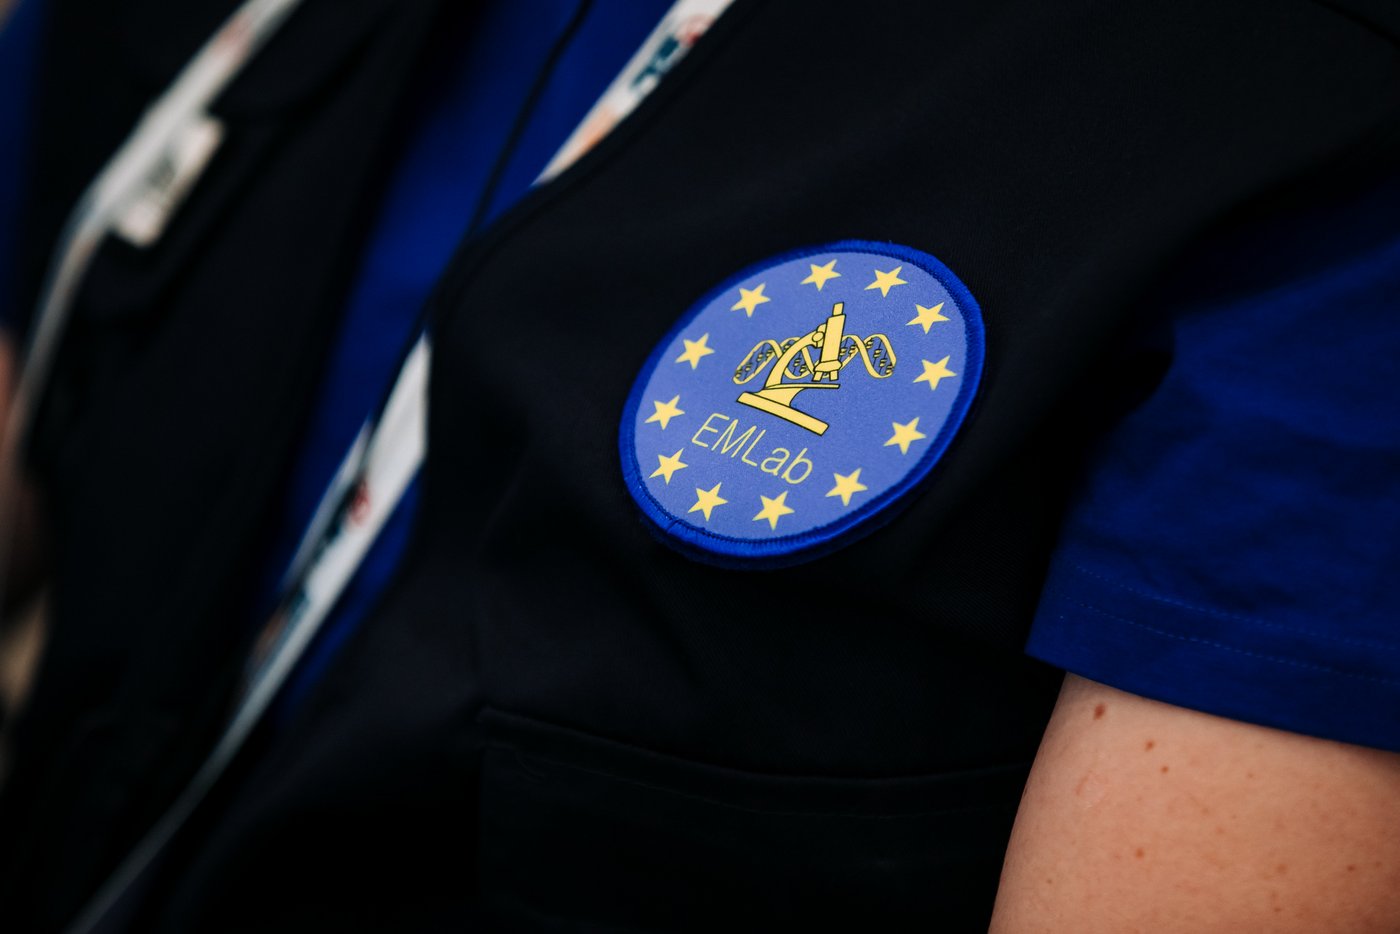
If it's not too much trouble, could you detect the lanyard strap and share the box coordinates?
[64,2,735,930]
[538,0,735,183]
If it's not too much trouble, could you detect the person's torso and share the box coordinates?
[7,0,1400,930]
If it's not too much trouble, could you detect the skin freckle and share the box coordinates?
[1347,865,1357,872]
[1144,740,1155,751]
[1094,703,1106,720]
[1160,765,1169,773]
[1134,848,1145,859]
[1276,863,1288,875]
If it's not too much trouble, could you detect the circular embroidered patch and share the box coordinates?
[620,240,984,565]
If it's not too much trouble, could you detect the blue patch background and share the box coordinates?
[621,241,984,564]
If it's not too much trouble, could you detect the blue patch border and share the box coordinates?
[619,239,985,568]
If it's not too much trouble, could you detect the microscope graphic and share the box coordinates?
[733,302,896,435]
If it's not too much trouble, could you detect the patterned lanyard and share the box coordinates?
[243,0,737,703]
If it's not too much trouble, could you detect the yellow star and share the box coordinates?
[913,356,957,391]
[753,491,795,530]
[688,482,728,521]
[885,417,927,455]
[674,333,715,369]
[865,265,908,297]
[801,259,841,291]
[826,469,869,507]
[730,283,771,317]
[650,449,689,484]
[907,302,948,333]
[645,395,685,430]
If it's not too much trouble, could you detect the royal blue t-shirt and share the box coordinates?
[1027,177,1400,752]
[0,0,44,331]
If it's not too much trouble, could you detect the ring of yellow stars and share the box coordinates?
[674,333,715,369]
[865,265,908,297]
[801,259,841,291]
[688,482,728,521]
[650,449,688,484]
[645,395,685,430]
[825,468,869,508]
[885,417,927,455]
[753,491,795,530]
[914,356,957,391]
[907,302,948,333]
[730,283,771,317]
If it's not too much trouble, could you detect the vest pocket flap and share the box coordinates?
[476,708,1029,931]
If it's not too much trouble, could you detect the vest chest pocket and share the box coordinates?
[476,708,1030,932]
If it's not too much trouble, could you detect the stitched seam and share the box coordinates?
[481,708,1031,782]
[1068,561,1400,653]
[486,744,1020,821]
[1052,592,1400,689]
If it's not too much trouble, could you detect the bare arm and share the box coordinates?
[991,675,1400,933]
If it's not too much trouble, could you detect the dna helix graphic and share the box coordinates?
[733,333,896,386]
[730,302,896,435]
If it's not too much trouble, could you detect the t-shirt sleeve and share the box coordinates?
[1026,175,1400,752]
[0,0,46,336]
